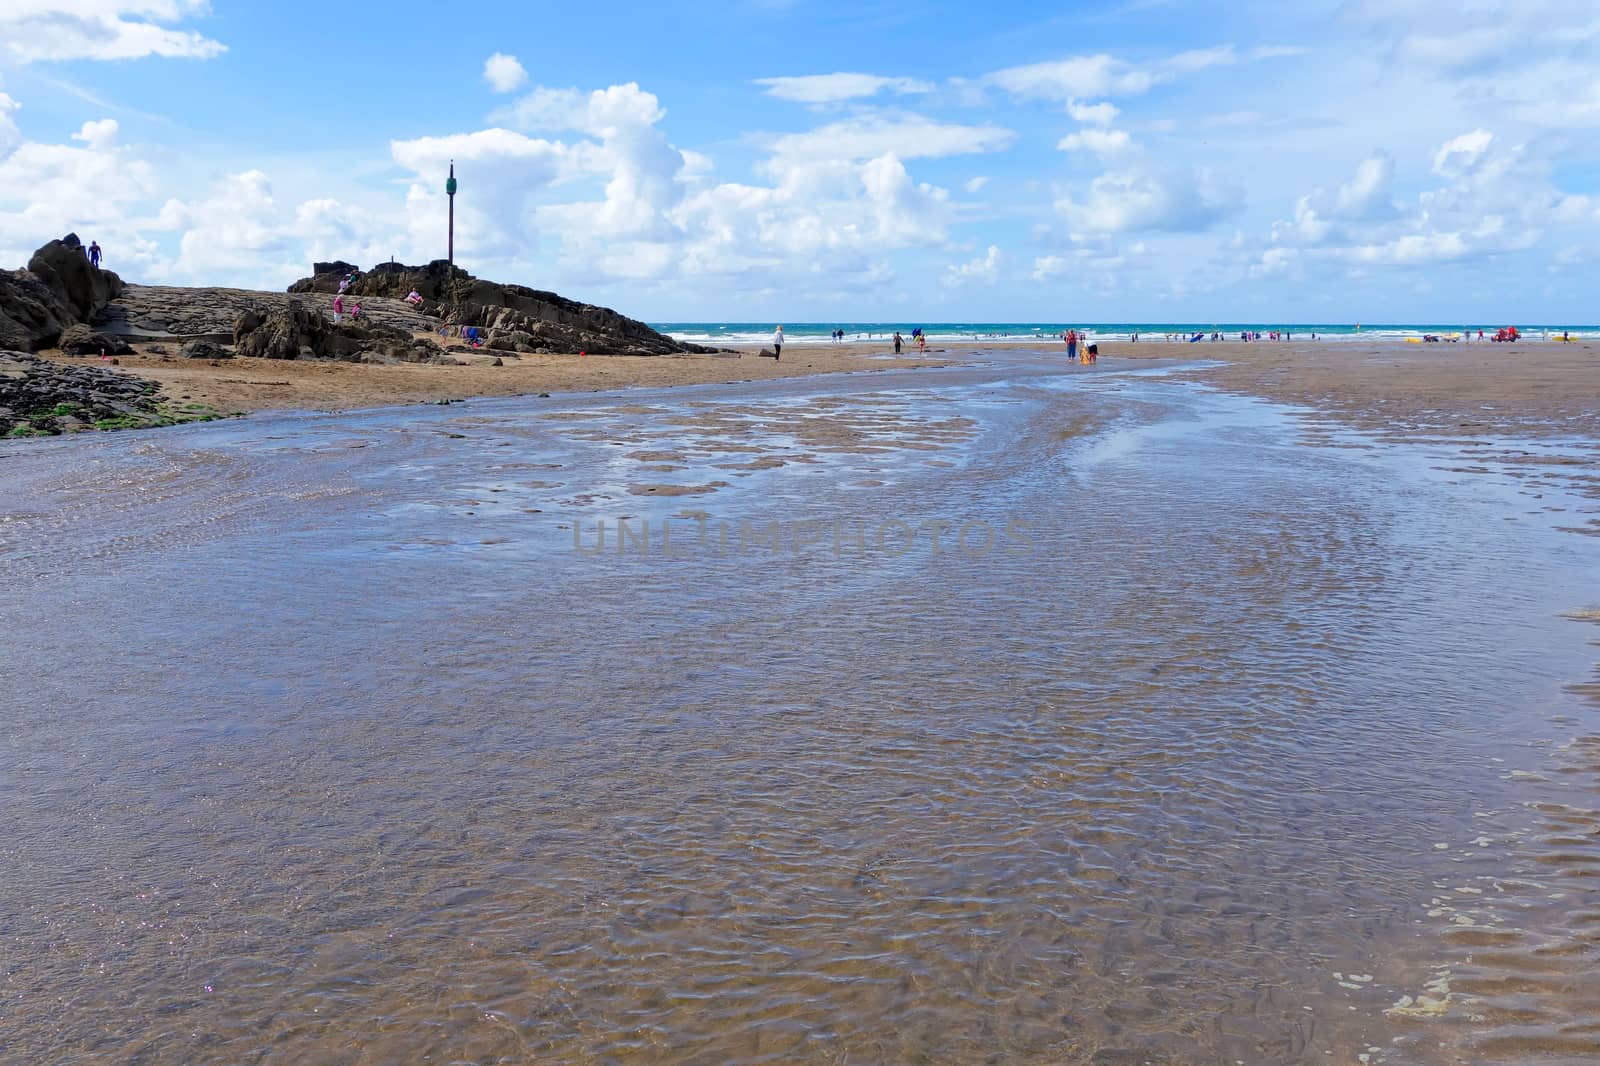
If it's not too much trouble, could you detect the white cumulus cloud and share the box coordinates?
[1066,100,1119,127]
[483,53,528,94]
[1057,128,1133,157]
[1059,168,1240,234]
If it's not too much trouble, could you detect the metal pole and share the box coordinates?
[447,161,456,275]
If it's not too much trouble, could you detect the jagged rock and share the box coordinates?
[233,301,324,359]
[58,324,134,356]
[27,233,125,323]
[181,339,231,359]
[0,234,125,351]
[0,269,72,350]
[228,299,446,364]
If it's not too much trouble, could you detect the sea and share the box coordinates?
[655,321,1599,345]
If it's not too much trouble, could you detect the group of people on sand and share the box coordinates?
[1062,329,1097,364]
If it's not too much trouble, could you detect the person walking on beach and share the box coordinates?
[88,241,102,268]
[893,331,903,354]
[1065,329,1078,363]
[772,325,784,360]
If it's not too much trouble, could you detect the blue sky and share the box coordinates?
[2,1,1599,323]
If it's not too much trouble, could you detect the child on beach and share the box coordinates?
[405,289,423,306]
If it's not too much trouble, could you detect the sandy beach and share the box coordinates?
[1112,338,1600,441]
[37,343,951,414]
[41,336,1599,445]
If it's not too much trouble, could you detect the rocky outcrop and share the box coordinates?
[230,301,450,364]
[0,269,71,351]
[288,259,713,356]
[28,234,125,322]
[232,302,325,360]
[99,285,435,340]
[7,238,708,362]
[0,234,125,350]
[1,351,165,436]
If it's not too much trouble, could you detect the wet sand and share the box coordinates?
[38,339,1600,448]
[3,349,1598,1063]
[1111,338,1600,441]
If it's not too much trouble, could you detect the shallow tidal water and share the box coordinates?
[1,352,1597,1064]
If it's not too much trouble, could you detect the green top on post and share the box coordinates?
[446,176,457,196]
